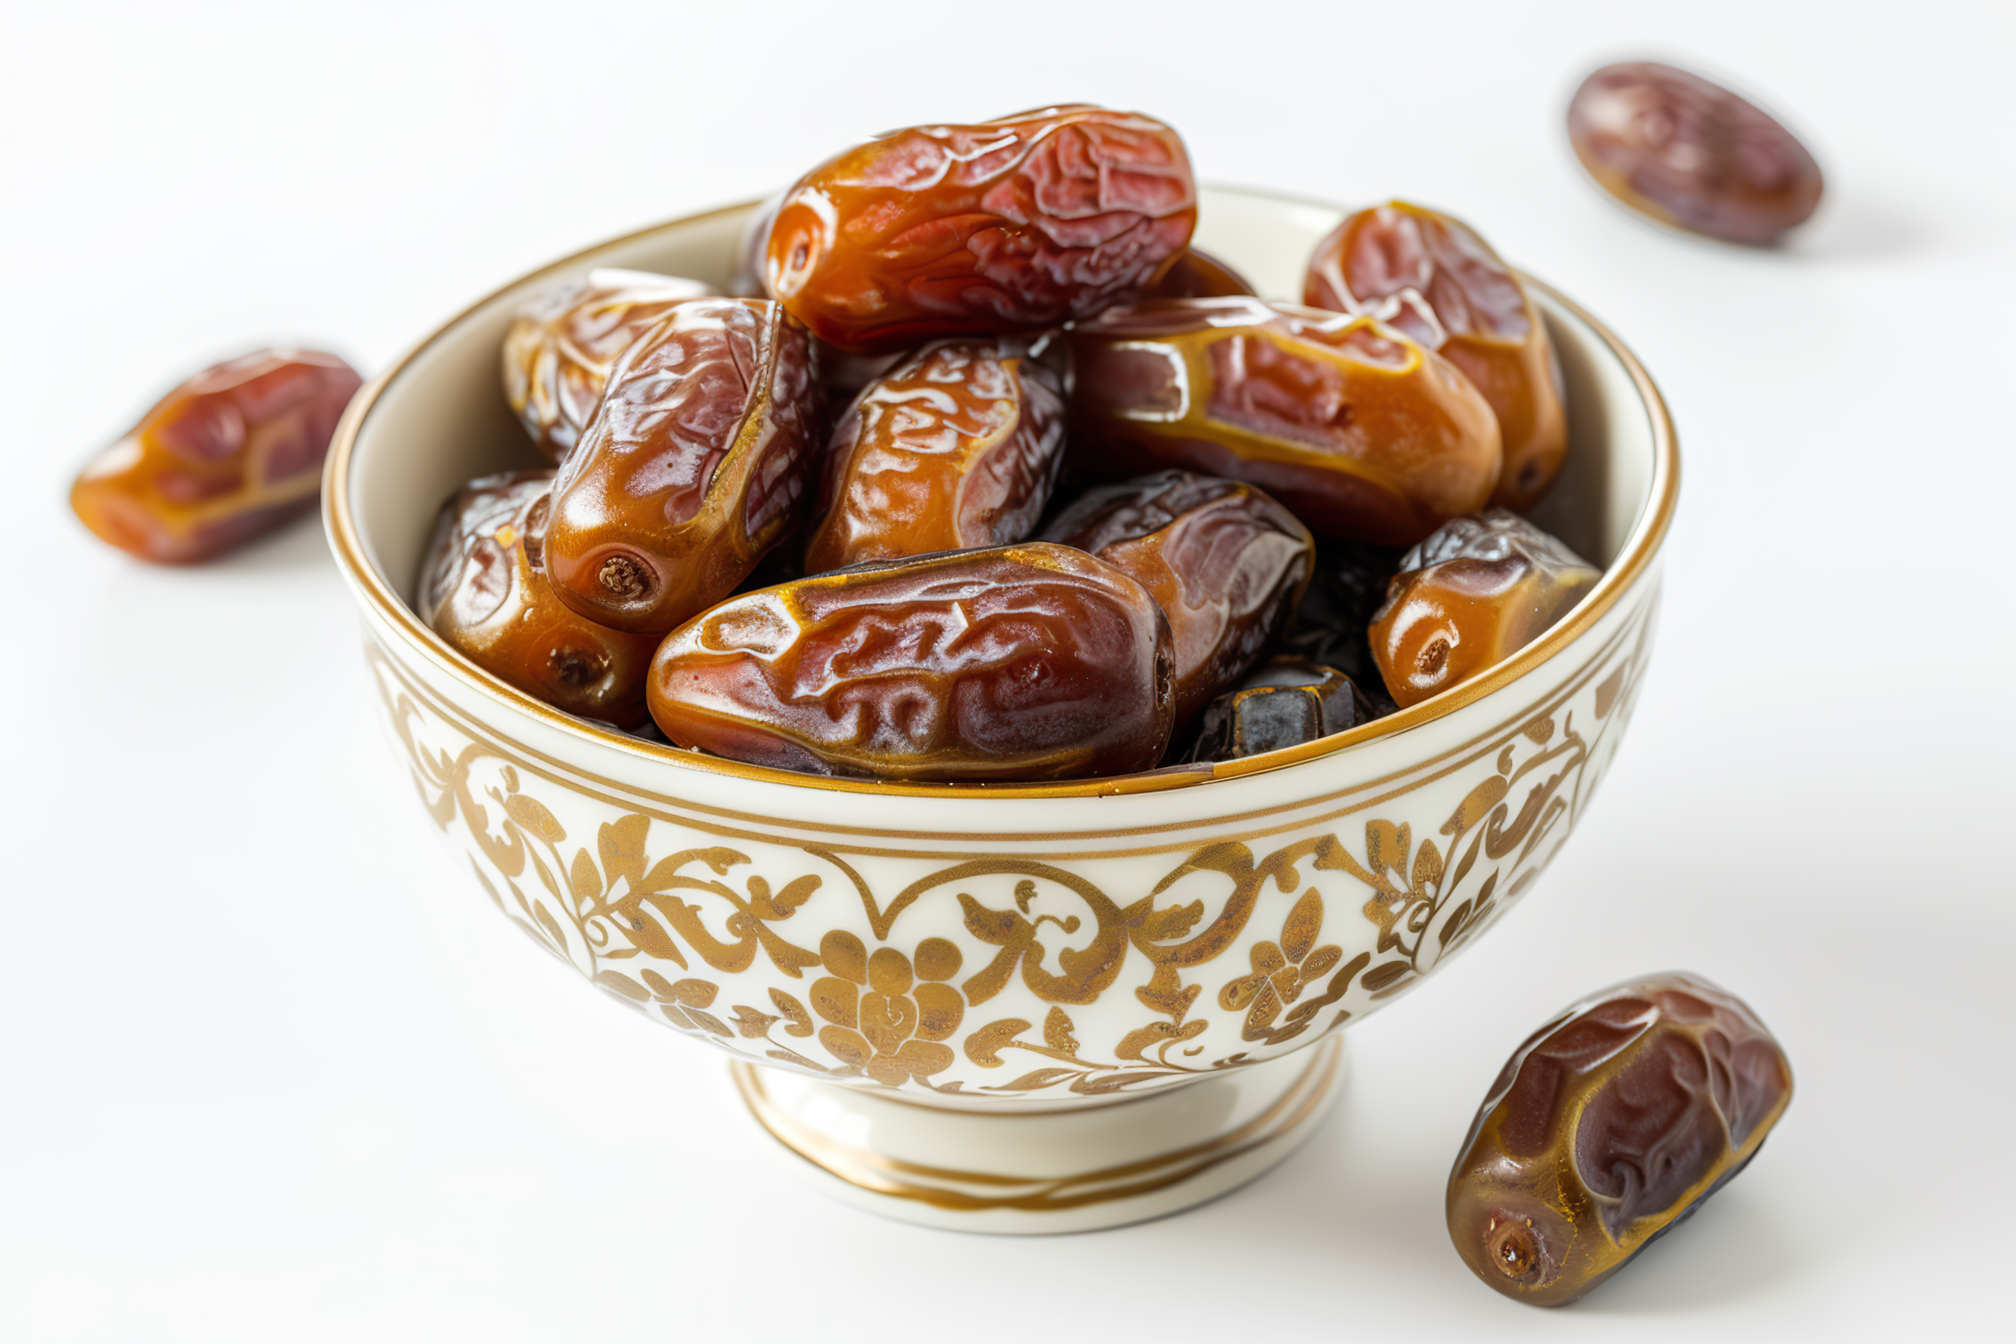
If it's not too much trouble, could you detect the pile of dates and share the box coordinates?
[422,105,1603,784]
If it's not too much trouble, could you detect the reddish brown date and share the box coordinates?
[1181,658,1375,763]
[1369,509,1599,709]
[1448,973,1793,1307]
[1305,202,1567,510]
[1568,62,1824,245]
[806,336,1068,574]
[766,105,1197,353]
[544,297,821,635]
[502,269,719,463]
[1143,247,1257,300]
[1042,471,1312,723]
[647,543,1176,782]
[1069,297,1502,546]
[70,348,361,563]
[417,472,659,727]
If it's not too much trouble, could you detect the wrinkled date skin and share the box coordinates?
[1042,470,1312,724]
[417,472,659,727]
[71,348,362,563]
[1370,508,1599,708]
[1447,972,1794,1307]
[1143,246,1257,300]
[502,269,720,462]
[647,543,1176,782]
[1305,202,1568,510]
[544,298,822,635]
[1278,536,1404,697]
[806,335,1069,574]
[1181,658,1375,763]
[1568,62,1824,245]
[1069,297,1502,546]
[766,105,1197,353]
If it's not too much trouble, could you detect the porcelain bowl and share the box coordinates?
[326,187,1677,1125]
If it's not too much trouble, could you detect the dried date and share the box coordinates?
[1042,470,1312,723]
[1447,972,1793,1306]
[543,297,822,635]
[1069,297,1502,546]
[647,543,1176,782]
[766,105,1197,353]
[70,348,362,563]
[805,336,1068,573]
[1143,246,1257,299]
[1181,658,1375,763]
[1277,536,1404,694]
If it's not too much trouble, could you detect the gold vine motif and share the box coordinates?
[372,598,1651,1097]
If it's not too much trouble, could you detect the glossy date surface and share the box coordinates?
[1369,509,1599,708]
[544,297,821,635]
[71,348,361,563]
[1069,297,1502,546]
[1142,246,1257,300]
[418,472,659,728]
[1181,658,1375,763]
[1568,62,1824,245]
[1305,202,1567,510]
[1042,470,1312,723]
[805,336,1068,574]
[647,543,1176,782]
[1447,973,1793,1307]
[766,105,1197,353]
[503,269,719,462]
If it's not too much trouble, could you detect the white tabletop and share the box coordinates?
[5,2,2009,1338]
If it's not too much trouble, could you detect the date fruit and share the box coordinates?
[1143,246,1257,300]
[1567,62,1824,245]
[1042,470,1312,723]
[1447,972,1793,1307]
[418,471,659,727]
[766,105,1197,353]
[1369,509,1599,708]
[805,336,1068,574]
[1278,536,1404,695]
[71,348,362,563]
[647,543,1176,782]
[544,297,821,635]
[1305,202,1567,510]
[1069,297,1502,546]
[1182,658,1375,763]
[502,268,719,463]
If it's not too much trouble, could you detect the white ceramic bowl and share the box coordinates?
[325,186,1677,1230]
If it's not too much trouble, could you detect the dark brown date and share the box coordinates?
[1277,536,1404,697]
[805,336,1068,574]
[417,471,659,727]
[1181,659,1375,763]
[647,543,1176,782]
[1369,509,1599,708]
[1069,297,1502,546]
[1142,246,1257,299]
[766,105,1197,353]
[1447,972,1793,1307]
[544,297,821,635]
[1305,202,1567,510]
[502,269,719,463]
[1042,470,1312,723]
[1567,62,1824,245]
[70,348,361,563]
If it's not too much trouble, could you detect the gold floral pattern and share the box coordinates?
[810,931,965,1086]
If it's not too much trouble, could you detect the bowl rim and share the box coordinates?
[323,187,1680,802]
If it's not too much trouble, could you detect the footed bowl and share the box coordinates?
[325,186,1678,1232]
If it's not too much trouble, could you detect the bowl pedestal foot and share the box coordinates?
[727,1035,1344,1234]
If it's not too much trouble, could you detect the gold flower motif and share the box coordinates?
[809,931,965,1086]
[1219,888,1358,1046]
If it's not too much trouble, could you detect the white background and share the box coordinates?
[4,1,2011,1338]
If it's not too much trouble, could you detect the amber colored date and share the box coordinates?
[1143,247,1257,300]
[766,105,1197,353]
[70,348,361,563]
[502,269,719,463]
[1305,202,1567,510]
[1069,298,1502,546]
[647,543,1176,782]
[1182,658,1375,763]
[806,336,1068,574]
[417,472,659,727]
[1369,509,1599,708]
[1568,62,1824,245]
[1042,471,1311,723]
[1447,973,1793,1307]
[544,297,821,635]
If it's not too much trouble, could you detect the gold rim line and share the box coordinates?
[730,1037,1342,1213]
[324,191,1679,802]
